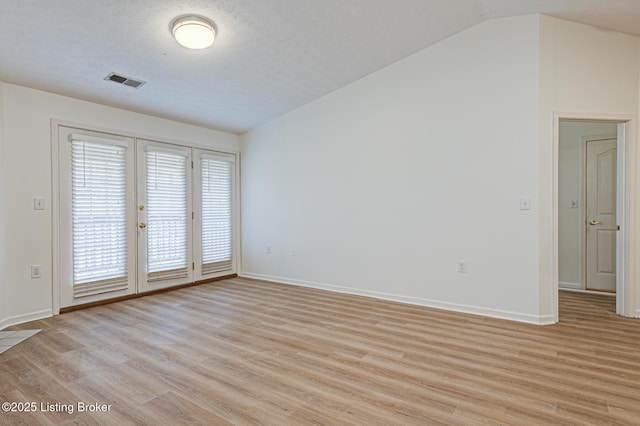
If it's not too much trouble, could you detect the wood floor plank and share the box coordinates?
[1,279,640,424]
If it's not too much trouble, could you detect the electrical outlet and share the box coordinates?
[290,249,296,256]
[458,261,467,273]
[31,264,42,278]
[520,197,531,210]
[266,246,271,255]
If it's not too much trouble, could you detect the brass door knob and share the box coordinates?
[589,219,601,225]
[139,223,147,229]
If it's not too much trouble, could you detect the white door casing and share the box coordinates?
[552,114,636,322]
[585,137,617,292]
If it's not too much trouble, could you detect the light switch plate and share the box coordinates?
[31,264,42,278]
[34,197,45,210]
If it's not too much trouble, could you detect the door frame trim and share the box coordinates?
[51,119,61,315]
[553,112,636,321]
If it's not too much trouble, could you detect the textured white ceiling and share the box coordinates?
[0,0,639,134]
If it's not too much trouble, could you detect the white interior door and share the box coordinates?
[137,140,193,292]
[58,127,137,308]
[585,137,617,292]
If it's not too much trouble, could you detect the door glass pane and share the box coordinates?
[146,150,188,273]
[201,157,233,274]
[71,139,129,296]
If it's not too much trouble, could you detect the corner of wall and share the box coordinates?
[537,13,556,323]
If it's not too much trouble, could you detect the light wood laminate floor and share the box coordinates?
[1,278,639,425]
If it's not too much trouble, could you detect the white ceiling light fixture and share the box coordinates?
[172,16,216,50]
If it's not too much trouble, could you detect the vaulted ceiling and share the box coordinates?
[1,0,639,133]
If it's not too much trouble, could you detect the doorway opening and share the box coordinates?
[555,114,634,321]
[558,121,617,294]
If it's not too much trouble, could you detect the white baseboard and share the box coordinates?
[239,272,553,325]
[0,309,52,331]
[559,281,582,290]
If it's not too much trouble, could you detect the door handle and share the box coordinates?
[139,223,147,229]
[589,219,601,225]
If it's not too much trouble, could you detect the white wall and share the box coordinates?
[558,121,617,288]
[242,15,544,323]
[539,15,640,317]
[0,82,239,328]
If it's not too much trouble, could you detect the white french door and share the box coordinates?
[137,140,193,292]
[193,149,236,279]
[58,126,236,308]
[58,127,137,307]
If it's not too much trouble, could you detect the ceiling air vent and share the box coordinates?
[104,72,146,89]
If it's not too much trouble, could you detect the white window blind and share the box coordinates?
[201,156,233,274]
[71,138,128,298]
[146,150,189,281]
